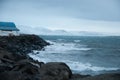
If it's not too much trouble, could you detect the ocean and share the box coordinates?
[29,35,120,75]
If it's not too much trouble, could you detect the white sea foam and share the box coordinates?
[46,40,55,44]
[78,48,91,51]
[29,53,119,73]
[74,40,81,43]
[28,40,119,75]
[45,40,91,53]
[66,61,119,72]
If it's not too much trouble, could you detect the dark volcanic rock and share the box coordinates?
[70,73,120,80]
[0,34,50,55]
[0,49,43,80]
[0,35,73,80]
[0,35,49,80]
[0,71,24,80]
[39,62,72,80]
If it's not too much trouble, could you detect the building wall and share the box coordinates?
[0,30,19,36]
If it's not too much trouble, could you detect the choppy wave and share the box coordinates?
[28,39,120,75]
[29,53,119,74]
[29,39,119,74]
[67,61,119,72]
[74,40,81,43]
[45,40,91,52]
[57,39,65,42]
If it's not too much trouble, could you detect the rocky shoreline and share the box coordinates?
[0,35,120,80]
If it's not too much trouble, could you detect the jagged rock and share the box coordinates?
[0,35,50,80]
[0,34,50,55]
[0,71,24,80]
[39,62,72,80]
[12,60,40,75]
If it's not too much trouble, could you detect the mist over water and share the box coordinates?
[29,35,120,75]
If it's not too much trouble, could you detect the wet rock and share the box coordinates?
[39,62,72,80]
[0,34,50,55]
[0,63,13,73]
[70,73,120,80]
[0,71,24,80]
[0,35,50,80]
[12,60,40,75]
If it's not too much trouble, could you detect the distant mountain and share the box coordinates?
[71,31,104,36]
[17,25,108,36]
[17,25,70,35]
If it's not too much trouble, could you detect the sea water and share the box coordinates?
[29,35,120,75]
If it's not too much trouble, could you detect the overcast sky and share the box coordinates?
[0,0,120,34]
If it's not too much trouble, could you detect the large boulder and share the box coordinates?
[39,62,72,80]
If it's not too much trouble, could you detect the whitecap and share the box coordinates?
[78,48,91,51]
[66,61,119,72]
[28,39,119,75]
[43,40,91,53]
[46,40,55,44]
[29,53,119,73]
[74,40,81,43]
[57,39,65,41]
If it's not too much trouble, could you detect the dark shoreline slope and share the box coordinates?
[0,34,50,54]
[0,35,72,80]
[0,35,120,80]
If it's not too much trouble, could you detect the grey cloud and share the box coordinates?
[0,0,120,35]
[0,0,120,21]
[31,0,120,21]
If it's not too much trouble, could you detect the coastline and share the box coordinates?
[0,34,120,80]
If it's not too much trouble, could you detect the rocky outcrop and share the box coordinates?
[0,34,50,55]
[0,35,72,80]
[39,62,72,80]
[0,49,72,80]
